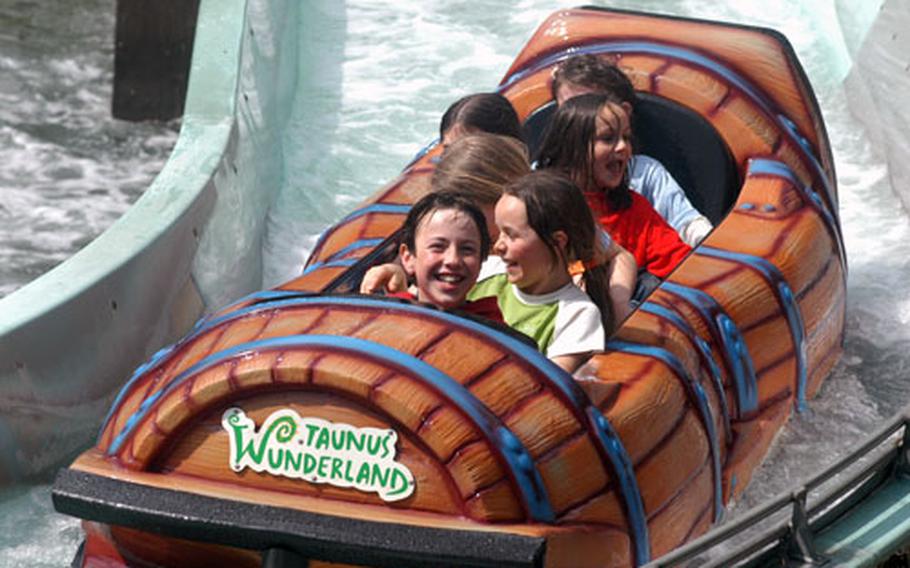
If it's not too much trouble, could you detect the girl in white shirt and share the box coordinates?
[469,171,611,373]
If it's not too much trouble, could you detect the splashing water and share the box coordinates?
[0,0,178,299]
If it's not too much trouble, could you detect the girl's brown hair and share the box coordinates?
[502,171,614,333]
[535,93,633,212]
[432,133,530,206]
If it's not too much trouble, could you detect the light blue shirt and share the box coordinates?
[628,154,702,233]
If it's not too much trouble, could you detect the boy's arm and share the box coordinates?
[359,262,408,294]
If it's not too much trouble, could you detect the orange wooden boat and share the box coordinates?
[53,6,845,568]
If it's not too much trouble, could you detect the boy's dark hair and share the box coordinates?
[400,192,491,259]
[551,54,636,108]
[535,93,632,211]
[439,93,524,142]
[503,171,614,332]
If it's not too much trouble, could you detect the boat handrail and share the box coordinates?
[645,407,910,566]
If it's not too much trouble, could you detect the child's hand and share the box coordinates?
[360,263,408,294]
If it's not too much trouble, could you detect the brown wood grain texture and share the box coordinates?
[586,348,716,525]
[280,266,348,292]
[101,303,638,524]
[724,393,794,501]
[160,392,465,516]
[613,316,729,459]
[79,520,260,568]
[303,169,433,269]
[108,524,262,568]
[503,9,821,153]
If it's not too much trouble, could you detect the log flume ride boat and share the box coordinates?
[52,5,848,568]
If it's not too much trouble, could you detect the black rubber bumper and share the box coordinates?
[52,468,545,568]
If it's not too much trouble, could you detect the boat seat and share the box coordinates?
[522,94,740,225]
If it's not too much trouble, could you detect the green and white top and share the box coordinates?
[467,265,605,359]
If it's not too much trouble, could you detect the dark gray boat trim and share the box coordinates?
[52,469,546,568]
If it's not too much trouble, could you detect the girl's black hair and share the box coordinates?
[439,93,524,143]
[400,192,490,260]
[503,171,614,333]
[534,93,633,212]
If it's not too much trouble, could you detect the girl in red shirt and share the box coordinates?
[535,93,691,281]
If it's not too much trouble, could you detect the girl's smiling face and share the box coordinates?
[400,208,483,309]
[590,102,633,191]
[493,194,569,295]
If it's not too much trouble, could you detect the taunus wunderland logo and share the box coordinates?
[221,408,415,502]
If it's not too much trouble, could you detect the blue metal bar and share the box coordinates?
[660,281,759,417]
[301,258,359,275]
[607,340,724,523]
[639,302,731,445]
[403,138,440,169]
[307,203,411,267]
[321,238,386,264]
[746,158,846,277]
[698,246,808,412]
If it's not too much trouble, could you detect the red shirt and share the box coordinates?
[584,190,691,278]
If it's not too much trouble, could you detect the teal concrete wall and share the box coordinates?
[0,0,297,482]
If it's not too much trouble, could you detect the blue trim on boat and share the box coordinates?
[639,302,731,445]
[302,258,359,275]
[607,340,724,523]
[322,238,386,264]
[98,343,178,438]
[100,294,650,563]
[334,203,412,225]
[307,204,411,267]
[404,138,440,169]
[228,289,304,308]
[99,295,553,438]
[106,334,557,523]
[97,288,322,441]
[660,281,759,417]
[585,407,651,564]
[697,246,808,411]
[746,158,846,276]
[499,40,842,250]
[772,116,842,247]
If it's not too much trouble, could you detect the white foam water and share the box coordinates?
[0,0,178,299]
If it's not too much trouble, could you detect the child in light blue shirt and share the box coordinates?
[551,54,712,246]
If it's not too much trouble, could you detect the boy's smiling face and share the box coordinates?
[400,208,483,309]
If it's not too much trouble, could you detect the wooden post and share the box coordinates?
[113,0,201,121]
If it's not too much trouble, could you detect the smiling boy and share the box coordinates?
[396,192,502,322]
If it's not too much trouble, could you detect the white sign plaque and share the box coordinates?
[222,407,415,502]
